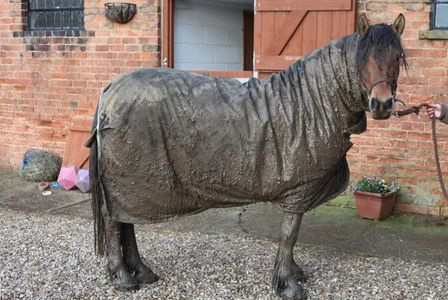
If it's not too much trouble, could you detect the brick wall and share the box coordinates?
[0,0,161,168]
[351,0,448,216]
[0,0,447,216]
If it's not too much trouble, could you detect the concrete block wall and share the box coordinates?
[174,0,249,71]
[349,0,448,216]
[0,0,161,169]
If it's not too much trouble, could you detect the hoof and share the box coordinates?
[135,265,160,284]
[279,280,307,300]
[111,270,139,291]
[292,263,308,282]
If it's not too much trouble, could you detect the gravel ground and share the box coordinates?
[0,208,447,300]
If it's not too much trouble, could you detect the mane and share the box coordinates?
[356,24,408,74]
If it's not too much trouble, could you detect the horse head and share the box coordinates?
[356,14,407,120]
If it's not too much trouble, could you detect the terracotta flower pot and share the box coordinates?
[354,191,397,221]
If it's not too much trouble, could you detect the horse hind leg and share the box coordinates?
[272,212,307,300]
[120,223,159,284]
[104,215,139,290]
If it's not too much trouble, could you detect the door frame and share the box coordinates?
[161,0,174,68]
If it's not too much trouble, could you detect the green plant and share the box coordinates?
[352,177,399,196]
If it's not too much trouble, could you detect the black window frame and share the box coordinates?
[28,0,85,31]
[431,0,448,29]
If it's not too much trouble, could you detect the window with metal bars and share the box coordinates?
[431,0,448,29]
[28,0,84,31]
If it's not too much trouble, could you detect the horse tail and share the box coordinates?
[85,87,108,257]
[87,131,106,256]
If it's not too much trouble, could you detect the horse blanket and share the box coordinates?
[95,34,369,223]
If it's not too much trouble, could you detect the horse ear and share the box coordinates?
[357,14,370,35]
[393,13,405,36]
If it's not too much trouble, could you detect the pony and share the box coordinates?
[87,14,407,300]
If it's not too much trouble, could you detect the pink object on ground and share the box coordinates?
[57,166,79,190]
[75,169,90,192]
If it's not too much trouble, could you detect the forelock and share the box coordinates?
[356,24,408,72]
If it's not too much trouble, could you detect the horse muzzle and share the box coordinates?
[369,97,394,120]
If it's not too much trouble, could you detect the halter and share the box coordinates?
[369,76,397,98]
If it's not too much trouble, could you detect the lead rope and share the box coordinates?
[430,117,448,201]
[393,103,448,201]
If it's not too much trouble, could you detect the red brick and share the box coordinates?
[406,3,424,11]
[95,45,109,51]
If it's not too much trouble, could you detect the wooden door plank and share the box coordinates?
[266,10,307,55]
[73,150,90,169]
[257,0,352,12]
[331,11,348,40]
[301,11,318,56]
[347,0,357,34]
[316,11,332,49]
[293,17,304,56]
[261,12,276,55]
[62,116,93,169]
[282,11,303,56]
[255,55,301,71]
[191,71,253,78]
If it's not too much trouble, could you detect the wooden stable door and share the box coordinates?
[254,0,357,76]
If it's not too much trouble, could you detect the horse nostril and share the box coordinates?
[369,98,380,111]
[385,98,394,110]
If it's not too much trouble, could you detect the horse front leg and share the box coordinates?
[104,213,138,290]
[291,259,308,283]
[120,223,159,284]
[272,212,307,300]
